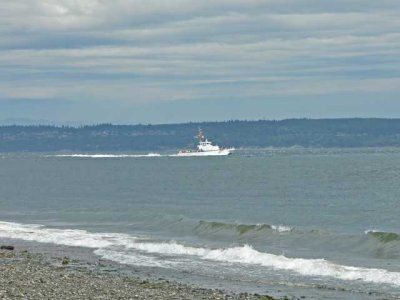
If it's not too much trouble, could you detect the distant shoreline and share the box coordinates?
[2,118,400,152]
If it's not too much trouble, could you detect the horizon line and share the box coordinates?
[1,117,400,128]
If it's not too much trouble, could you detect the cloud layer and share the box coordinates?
[0,0,399,123]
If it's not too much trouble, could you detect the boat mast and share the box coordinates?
[197,128,205,143]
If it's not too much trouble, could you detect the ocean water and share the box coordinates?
[1,148,400,299]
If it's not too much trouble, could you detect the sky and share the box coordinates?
[0,0,399,125]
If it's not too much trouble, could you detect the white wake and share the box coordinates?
[53,153,161,158]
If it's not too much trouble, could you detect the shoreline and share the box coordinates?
[0,246,278,300]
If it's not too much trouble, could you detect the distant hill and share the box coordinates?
[1,119,400,152]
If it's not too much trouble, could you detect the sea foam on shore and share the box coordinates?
[1,221,400,288]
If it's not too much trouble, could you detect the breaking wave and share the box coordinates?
[1,221,400,287]
[196,221,293,235]
[0,221,136,248]
[365,230,400,243]
[113,241,400,287]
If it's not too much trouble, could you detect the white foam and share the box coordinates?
[53,153,161,158]
[1,221,400,286]
[364,229,394,235]
[0,221,136,248]
[271,225,293,233]
[94,249,178,268]
[125,241,400,286]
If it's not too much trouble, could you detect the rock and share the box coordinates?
[0,248,281,300]
[1,245,15,250]
[62,257,70,265]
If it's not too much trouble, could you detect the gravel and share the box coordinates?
[0,248,279,300]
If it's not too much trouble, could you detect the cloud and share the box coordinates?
[0,0,399,123]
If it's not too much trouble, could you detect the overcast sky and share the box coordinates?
[0,0,399,125]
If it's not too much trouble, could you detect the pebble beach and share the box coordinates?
[0,247,278,300]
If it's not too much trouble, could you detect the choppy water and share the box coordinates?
[1,148,400,299]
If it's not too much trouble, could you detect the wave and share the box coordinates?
[0,221,137,248]
[365,230,400,243]
[94,249,173,268]
[1,221,400,287]
[118,241,400,287]
[196,220,293,235]
[53,153,161,158]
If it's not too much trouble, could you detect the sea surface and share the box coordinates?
[1,148,400,299]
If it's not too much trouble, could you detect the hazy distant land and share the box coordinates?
[1,118,400,152]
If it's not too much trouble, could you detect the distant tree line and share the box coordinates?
[1,119,400,152]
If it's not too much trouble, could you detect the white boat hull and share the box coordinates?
[175,129,234,157]
[174,149,233,157]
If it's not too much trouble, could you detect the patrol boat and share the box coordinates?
[176,129,234,156]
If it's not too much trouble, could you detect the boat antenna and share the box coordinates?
[197,128,205,142]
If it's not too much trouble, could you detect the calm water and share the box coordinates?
[1,149,400,299]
